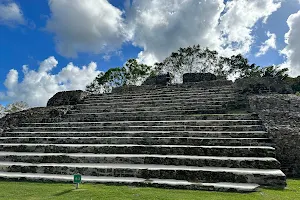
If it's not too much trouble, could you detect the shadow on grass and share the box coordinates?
[53,189,73,196]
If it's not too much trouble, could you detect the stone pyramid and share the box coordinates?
[0,80,286,192]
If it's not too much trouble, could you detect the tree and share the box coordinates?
[124,59,154,85]
[261,66,289,80]
[86,72,112,94]
[5,101,29,113]
[0,105,6,119]
[236,63,289,80]
[0,101,29,119]
[286,76,300,93]
[86,45,290,91]
[154,45,253,82]
[155,45,290,81]
[86,59,153,94]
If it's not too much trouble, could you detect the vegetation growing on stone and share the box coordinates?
[0,101,29,119]
[86,45,295,94]
[86,59,153,94]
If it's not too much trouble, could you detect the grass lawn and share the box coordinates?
[0,180,299,200]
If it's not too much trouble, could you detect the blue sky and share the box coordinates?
[0,0,300,107]
[0,0,140,88]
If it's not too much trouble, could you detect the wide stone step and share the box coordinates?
[10,125,264,132]
[71,109,228,116]
[77,100,229,108]
[0,137,272,146]
[0,144,275,157]
[111,82,233,93]
[0,162,286,187]
[1,131,268,138]
[0,172,260,192]
[56,113,259,122]
[85,91,236,101]
[84,96,235,104]
[89,87,235,98]
[73,105,224,113]
[24,113,260,123]
[65,110,257,122]
[80,98,236,105]
[20,120,263,128]
[0,152,280,169]
[111,81,234,94]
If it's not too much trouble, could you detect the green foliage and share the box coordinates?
[96,67,125,87]
[154,45,290,81]
[227,54,258,77]
[86,59,153,93]
[262,66,289,79]
[155,45,232,77]
[124,59,154,85]
[239,65,289,80]
[285,76,300,93]
[0,101,29,119]
[86,45,291,93]
[154,45,260,79]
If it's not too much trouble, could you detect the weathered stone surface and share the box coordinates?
[0,153,279,169]
[0,172,260,192]
[112,80,233,94]
[0,82,287,191]
[0,144,275,157]
[0,163,285,187]
[183,73,217,83]
[47,90,88,107]
[142,74,171,86]
[0,106,72,130]
[235,77,293,94]
[249,94,300,178]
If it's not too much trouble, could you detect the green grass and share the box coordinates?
[0,180,299,200]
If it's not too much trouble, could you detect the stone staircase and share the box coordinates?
[0,82,286,192]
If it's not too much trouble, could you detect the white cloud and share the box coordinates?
[0,57,101,107]
[46,0,129,58]
[218,0,281,56]
[43,0,282,64]
[0,0,25,26]
[127,0,225,64]
[38,56,58,73]
[281,10,300,77]
[124,0,282,65]
[255,31,277,57]
[136,51,159,66]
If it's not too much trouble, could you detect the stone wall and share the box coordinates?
[183,73,217,83]
[235,77,293,94]
[248,94,300,177]
[113,80,233,94]
[142,74,171,86]
[47,90,88,107]
[0,105,73,131]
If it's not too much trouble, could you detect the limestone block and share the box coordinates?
[235,77,293,94]
[183,73,217,83]
[0,106,72,130]
[47,90,88,107]
[142,74,171,86]
[249,94,300,178]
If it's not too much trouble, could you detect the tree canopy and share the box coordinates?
[86,59,154,94]
[86,44,289,93]
[154,45,289,82]
[0,101,29,119]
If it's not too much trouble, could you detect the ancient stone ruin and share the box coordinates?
[0,76,287,192]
